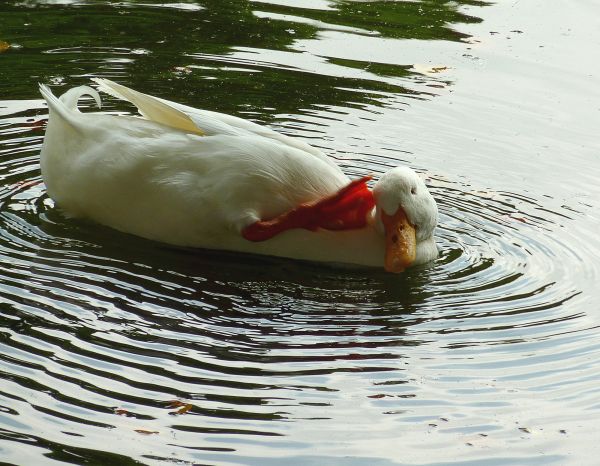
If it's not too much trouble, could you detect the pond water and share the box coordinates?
[1,0,600,464]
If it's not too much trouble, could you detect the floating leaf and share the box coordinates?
[25,118,47,131]
[166,400,193,415]
[175,403,193,415]
[134,428,159,435]
[0,41,10,53]
[11,180,41,190]
[114,408,129,416]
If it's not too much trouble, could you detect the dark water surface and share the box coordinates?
[1,1,600,465]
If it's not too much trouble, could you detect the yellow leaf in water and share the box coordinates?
[134,429,159,435]
[0,41,10,53]
[166,399,193,415]
[175,403,193,415]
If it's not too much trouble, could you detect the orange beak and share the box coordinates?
[381,207,416,273]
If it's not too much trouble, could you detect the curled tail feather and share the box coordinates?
[39,84,101,130]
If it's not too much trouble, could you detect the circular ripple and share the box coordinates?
[2,84,600,466]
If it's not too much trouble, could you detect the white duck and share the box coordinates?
[39,79,438,273]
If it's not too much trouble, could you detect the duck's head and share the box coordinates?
[372,167,438,273]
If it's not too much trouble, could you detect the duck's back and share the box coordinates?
[39,84,348,249]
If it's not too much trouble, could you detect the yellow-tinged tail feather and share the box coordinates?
[92,78,204,136]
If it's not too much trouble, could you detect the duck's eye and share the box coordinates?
[411,187,417,195]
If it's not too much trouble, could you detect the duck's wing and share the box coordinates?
[92,78,204,136]
[92,78,339,169]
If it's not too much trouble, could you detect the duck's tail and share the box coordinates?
[39,84,102,130]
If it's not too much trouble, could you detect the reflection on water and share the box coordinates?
[2,0,600,464]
